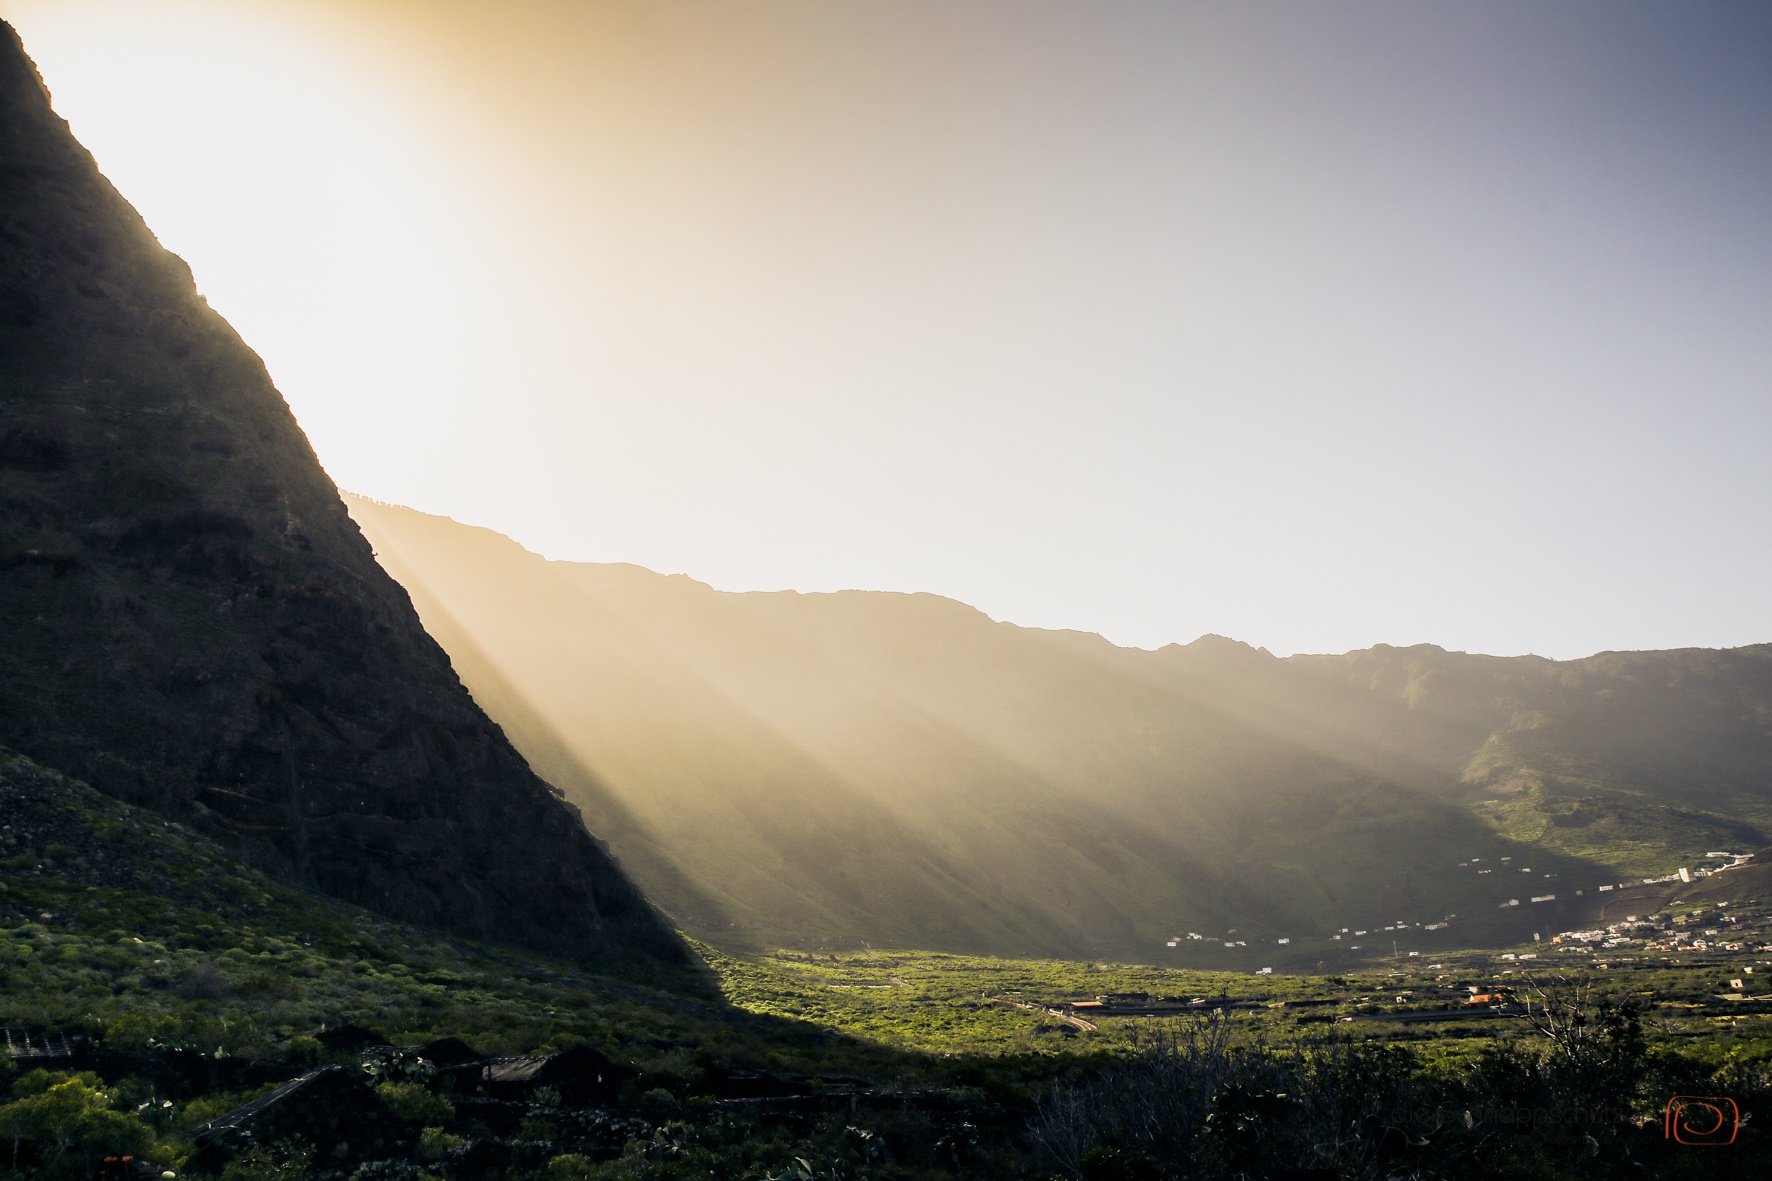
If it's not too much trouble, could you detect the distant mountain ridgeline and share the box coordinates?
[0,23,680,967]
[1175,638,1772,874]
[346,496,1772,960]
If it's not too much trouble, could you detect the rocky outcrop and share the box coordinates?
[0,22,681,964]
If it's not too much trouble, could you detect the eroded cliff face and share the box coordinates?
[0,22,682,965]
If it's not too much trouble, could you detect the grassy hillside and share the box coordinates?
[0,747,1036,1179]
[5,746,1770,1181]
[346,498,1772,961]
[0,748,717,1054]
[3,744,1772,1177]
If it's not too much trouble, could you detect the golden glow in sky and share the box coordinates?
[5,1,494,463]
[6,0,1771,658]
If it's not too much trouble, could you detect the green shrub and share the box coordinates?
[545,1154,598,1181]
[516,1114,557,1142]
[217,1141,313,1181]
[281,1037,324,1066]
[415,1127,464,1161]
[0,1071,155,1180]
[372,1083,453,1127]
[174,1093,247,1134]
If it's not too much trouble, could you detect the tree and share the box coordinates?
[0,1071,154,1180]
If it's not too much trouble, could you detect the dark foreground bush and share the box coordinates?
[0,1070,165,1181]
[1027,976,1768,1180]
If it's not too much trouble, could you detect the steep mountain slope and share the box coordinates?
[344,499,1769,959]
[1130,639,1772,872]
[0,23,679,964]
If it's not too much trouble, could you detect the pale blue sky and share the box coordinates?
[8,0,1770,657]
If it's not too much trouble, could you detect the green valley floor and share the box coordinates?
[2,750,1769,1180]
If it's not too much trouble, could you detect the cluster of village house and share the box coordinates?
[1546,906,1772,958]
[1161,850,1759,952]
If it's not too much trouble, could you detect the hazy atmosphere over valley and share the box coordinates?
[9,0,1772,659]
[3,4,1772,1179]
[344,495,1772,962]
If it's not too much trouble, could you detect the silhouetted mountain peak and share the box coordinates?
[1159,633,1274,666]
[0,21,681,965]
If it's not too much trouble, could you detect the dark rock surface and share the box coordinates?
[413,1037,482,1068]
[0,22,681,965]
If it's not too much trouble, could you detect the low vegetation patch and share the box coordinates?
[2,752,1769,1179]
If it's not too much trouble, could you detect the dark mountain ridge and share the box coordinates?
[1141,636,1772,837]
[0,22,679,964]
[347,497,1772,961]
[1135,631,1761,768]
